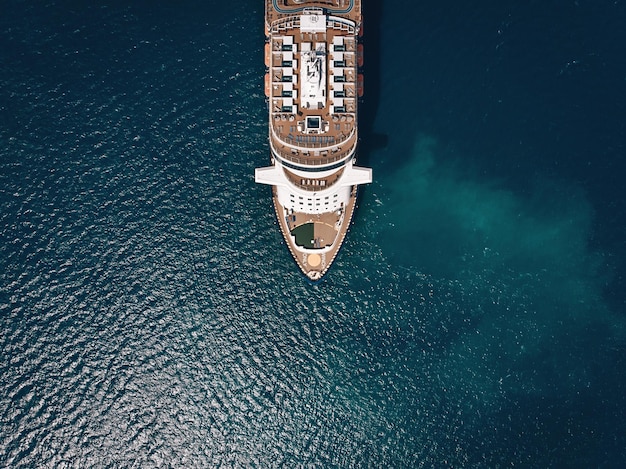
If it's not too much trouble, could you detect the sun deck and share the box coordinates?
[265,4,361,168]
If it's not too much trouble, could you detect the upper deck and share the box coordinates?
[265,1,362,168]
[265,0,362,27]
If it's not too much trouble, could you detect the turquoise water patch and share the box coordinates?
[379,134,604,285]
[367,131,626,425]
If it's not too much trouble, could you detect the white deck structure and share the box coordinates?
[301,42,326,110]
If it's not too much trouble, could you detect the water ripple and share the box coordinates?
[2,1,626,467]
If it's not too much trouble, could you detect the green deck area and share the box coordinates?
[291,223,315,248]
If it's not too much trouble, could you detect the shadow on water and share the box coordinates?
[357,0,387,168]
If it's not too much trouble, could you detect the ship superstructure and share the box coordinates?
[256,0,371,280]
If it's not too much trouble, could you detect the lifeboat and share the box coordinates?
[357,74,364,98]
[264,42,270,68]
[357,43,364,68]
[264,73,270,97]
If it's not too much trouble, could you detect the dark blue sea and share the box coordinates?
[2,1,625,467]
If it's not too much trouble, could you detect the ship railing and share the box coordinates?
[271,16,301,34]
[327,17,356,34]
[271,120,356,150]
[273,126,354,148]
[270,133,357,167]
[274,146,355,168]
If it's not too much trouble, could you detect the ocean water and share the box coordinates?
[1,0,625,467]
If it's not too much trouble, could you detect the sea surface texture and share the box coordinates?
[1,1,625,467]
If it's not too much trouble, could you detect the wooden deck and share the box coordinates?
[265,0,362,27]
[283,166,345,191]
[265,1,361,167]
[273,186,358,281]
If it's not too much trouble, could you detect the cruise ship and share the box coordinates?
[255,0,372,281]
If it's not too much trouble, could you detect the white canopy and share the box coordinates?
[300,14,326,33]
